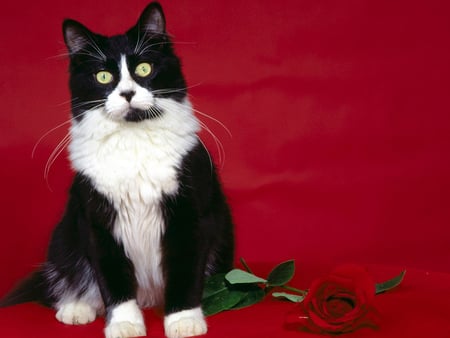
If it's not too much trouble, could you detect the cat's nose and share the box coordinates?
[120,90,136,102]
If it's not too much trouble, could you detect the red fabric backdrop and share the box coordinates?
[1,0,449,337]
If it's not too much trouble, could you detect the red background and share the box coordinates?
[1,0,449,337]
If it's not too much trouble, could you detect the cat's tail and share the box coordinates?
[0,268,50,308]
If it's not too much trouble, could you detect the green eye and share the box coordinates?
[96,71,113,84]
[135,62,152,77]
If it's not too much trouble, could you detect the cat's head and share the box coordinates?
[63,2,187,122]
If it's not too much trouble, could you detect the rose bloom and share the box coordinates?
[286,264,379,334]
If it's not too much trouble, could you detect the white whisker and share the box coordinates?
[162,98,230,168]
[196,136,213,174]
[134,32,163,55]
[198,120,226,168]
[33,104,104,191]
[54,98,75,107]
[71,99,106,110]
[32,119,72,159]
[152,83,203,96]
[85,36,107,60]
[135,35,196,56]
[44,133,71,190]
[46,52,71,60]
[32,100,105,159]
[192,107,232,138]
[134,30,151,55]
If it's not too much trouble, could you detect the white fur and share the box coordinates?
[48,262,104,317]
[56,301,96,325]
[164,307,207,338]
[105,56,155,121]
[104,299,146,338]
[69,54,200,308]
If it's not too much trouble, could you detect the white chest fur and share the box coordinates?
[69,98,199,307]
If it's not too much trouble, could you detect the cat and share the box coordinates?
[0,2,234,338]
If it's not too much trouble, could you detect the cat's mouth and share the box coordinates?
[124,106,164,122]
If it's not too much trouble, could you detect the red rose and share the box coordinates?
[286,264,379,334]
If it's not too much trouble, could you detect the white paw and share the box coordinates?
[104,299,146,338]
[104,321,146,338]
[164,307,207,338]
[56,301,96,325]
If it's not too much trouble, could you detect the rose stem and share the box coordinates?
[240,257,254,274]
[281,285,308,295]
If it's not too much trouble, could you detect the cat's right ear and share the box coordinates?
[63,19,94,55]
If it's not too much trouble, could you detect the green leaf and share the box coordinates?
[225,269,267,285]
[202,288,244,316]
[272,292,305,303]
[203,273,227,299]
[267,260,295,286]
[232,286,266,310]
[375,270,406,295]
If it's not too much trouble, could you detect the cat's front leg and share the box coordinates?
[162,222,209,337]
[89,220,146,338]
[163,262,208,338]
[164,307,207,338]
[104,300,146,338]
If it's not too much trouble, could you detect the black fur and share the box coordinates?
[0,1,234,327]
[63,3,186,121]
[162,143,234,314]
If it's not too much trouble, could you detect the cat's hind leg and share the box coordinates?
[56,300,97,325]
[45,261,102,326]
[54,283,103,325]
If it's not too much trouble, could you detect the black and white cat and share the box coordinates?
[0,2,234,338]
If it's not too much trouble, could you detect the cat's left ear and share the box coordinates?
[63,19,96,55]
[135,2,166,34]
